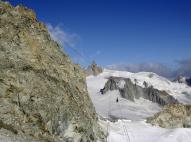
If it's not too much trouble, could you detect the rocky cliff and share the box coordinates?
[147,104,191,128]
[100,77,178,106]
[0,1,105,142]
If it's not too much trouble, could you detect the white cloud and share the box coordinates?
[46,23,90,65]
[46,23,79,48]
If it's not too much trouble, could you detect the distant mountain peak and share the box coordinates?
[85,61,103,76]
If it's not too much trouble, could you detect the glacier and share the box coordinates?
[87,69,191,142]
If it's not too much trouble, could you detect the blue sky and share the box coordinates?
[10,0,191,68]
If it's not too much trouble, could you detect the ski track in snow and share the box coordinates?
[87,69,191,142]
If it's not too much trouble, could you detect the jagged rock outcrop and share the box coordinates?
[100,77,178,106]
[174,76,191,87]
[0,1,105,142]
[85,61,103,76]
[147,104,191,128]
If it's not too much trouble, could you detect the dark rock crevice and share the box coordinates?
[186,78,191,86]
[0,120,18,134]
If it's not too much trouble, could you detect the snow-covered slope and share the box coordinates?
[86,69,191,142]
[99,120,191,142]
[87,70,162,120]
[88,69,191,104]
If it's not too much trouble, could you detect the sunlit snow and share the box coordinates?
[87,69,191,142]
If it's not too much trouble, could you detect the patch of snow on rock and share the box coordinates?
[117,80,126,89]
